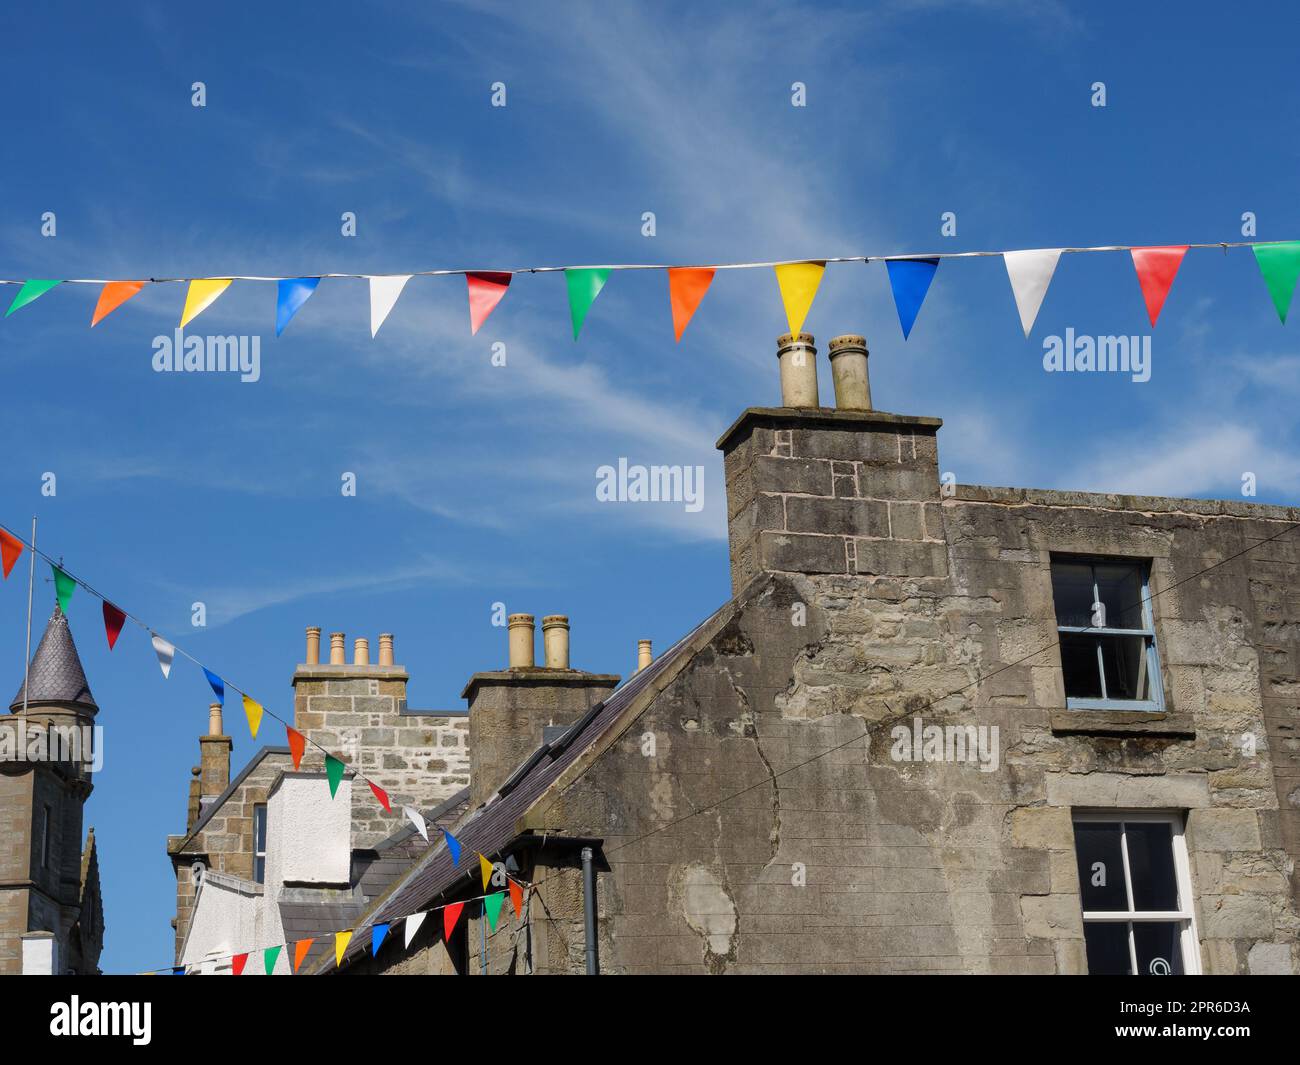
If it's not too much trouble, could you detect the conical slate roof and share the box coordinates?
[10,604,97,712]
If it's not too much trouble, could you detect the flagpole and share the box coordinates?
[21,516,36,716]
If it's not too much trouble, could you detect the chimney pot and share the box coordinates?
[542,615,570,669]
[776,333,819,408]
[637,639,653,672]
[329,632,346,665]
[508,614,536,669]
[828,334,872,410]
[305,626,321,666]
[353,637,370,666]
[378,633,394,666]
[207,703,223,736]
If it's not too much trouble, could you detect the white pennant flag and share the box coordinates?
[1003,248,1062,337]
[403,805,428,843]
[403,911,428,949]
[369,275,412,337]
[151,633,175,679]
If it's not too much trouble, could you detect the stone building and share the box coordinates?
[0,605,105,975]
[169,629,470,971]
[323,332,1299,976]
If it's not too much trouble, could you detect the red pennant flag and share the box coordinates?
[0,529,22,579]
[466,272,511,335]
[102,601,126,650]
[1130,246,1188,327]
[443,901,464,940]
[293,938,314,973]
[667,267,715,342]
[91,281,146,326]
[509,878,524,919]
[287,726,306,770]
[368,780,391,813]
[231,952,249,976]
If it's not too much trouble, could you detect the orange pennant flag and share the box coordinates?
[509,878,524,919]
[287,726,306,770]
[91,281,146,326]
[667,267,715,342]
[293,938,315,972]
[443,901,464,940]
[0,529,23,579]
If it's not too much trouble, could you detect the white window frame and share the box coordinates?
[1073,810,1200,975]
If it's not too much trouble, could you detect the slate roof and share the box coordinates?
[10,605,96,712]
[333,597,736,969]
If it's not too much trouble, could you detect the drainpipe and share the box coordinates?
[581,846,599,975]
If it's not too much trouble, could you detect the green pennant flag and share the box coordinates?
[565,268,610,339]
[5,280,62,318]
[52,565,75,615]
[483,890,506,931]
[1253,241,1300,323]
[264,944,282,975]
[325,754,345,797]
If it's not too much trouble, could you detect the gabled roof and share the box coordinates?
[332,594,740,969]
[10,605,96,712]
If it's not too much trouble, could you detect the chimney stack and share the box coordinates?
[637,639,653,672]
[353,637,370,666]
[508,614,536,669]
[329,632,346,665]
[542,615,570,669]
[378,633,394,666]
[198,703,232,800]
[777,333,819,408]
[828,334,872,410]
[305,626,321,666]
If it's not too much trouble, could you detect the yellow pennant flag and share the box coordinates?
[773,261,825,337]
[334,930,353,968]
[479,853,494,891]
[180,278,232,327]
[241,694,264,739]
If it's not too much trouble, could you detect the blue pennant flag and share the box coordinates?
[442,828,462,866]
[886,258,939,339]
[203,668,224,706]
[372,923,390,955]
[276,277,321,336]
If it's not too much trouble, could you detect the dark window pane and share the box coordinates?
[1098,634,1151,701]
[1052,562,1095,627]
[1125,821,1178,911]
[1083,922,1132,975]
[1074,822,1128,910]
[254,855,265,884]
[254,806,267,850]
[1132,921,1184,975]
[1060,633,1103,698]
[1094,563,1146,630]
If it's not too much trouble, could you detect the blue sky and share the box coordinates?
[1,1,1296,972]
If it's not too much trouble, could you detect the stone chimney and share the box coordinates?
[719,333,946,594]
[463,615,619,807]
[637,639,653,672]
[198,702,231,800]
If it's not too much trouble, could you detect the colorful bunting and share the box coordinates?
[334,930,352,968]
[667,267,715,341]
[886,258,939,339]
[52,565,75,615]
[231,952,249,976]
[1252,241,1300,324]
[371,923,390,955]
[263,944,282,975]
[102,601,126,650]
[479,853,494,891]
[241,694,264,739]
[369,780,391,813]
[276,277,320,336]
[483,891,506,932]
[179,279,232,327]
[565,268,610,339]
[403,911,427,949]
[287,726,306,770]
[151,633,175,679]
[5,280,61,317]
[1130,246,1188,327]
[1003,249,1062,337]
[325,754,345,797]
[509,878,524,919]
[369,275,411,336]
[773,262,824,337]
[293,938,314,973]
[91,281,145,326]
[443,902,464,940]
[466,271,511,335]
[203,668,224,706]
[0,529,22,579]
[442,828,462,866]
[404,805,429,843]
